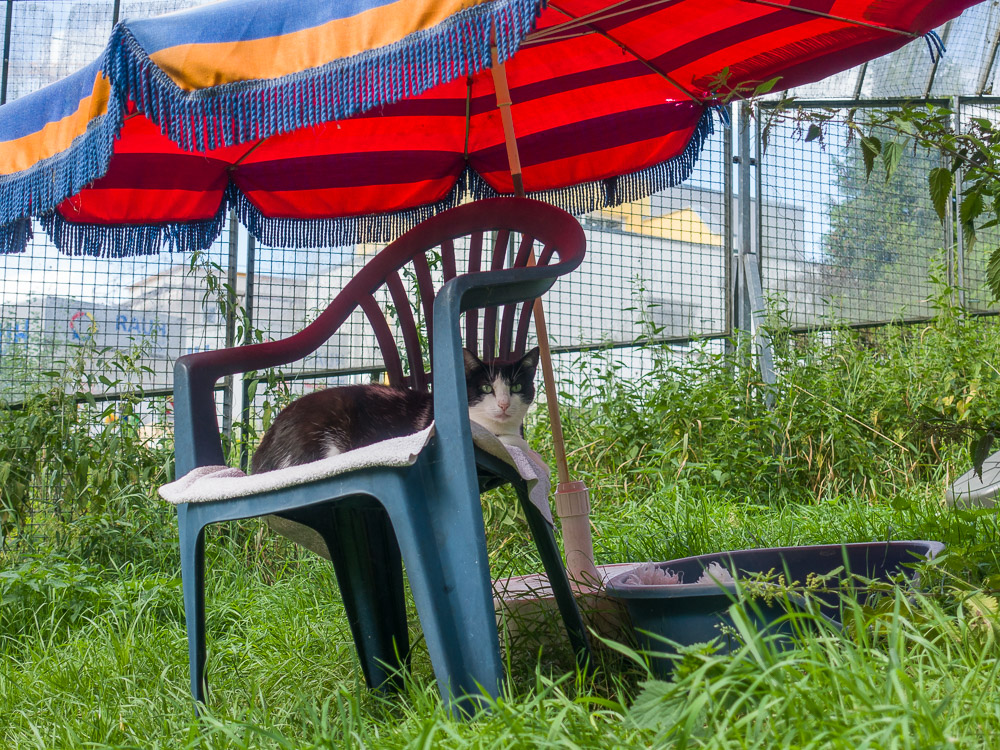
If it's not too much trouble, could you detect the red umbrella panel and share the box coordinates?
[0,0,980,257]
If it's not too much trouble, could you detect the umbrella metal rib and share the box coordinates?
[543,0,705,104]
[739,0,922,38]
[526,0,677,43]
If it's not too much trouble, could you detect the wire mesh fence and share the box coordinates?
[758,104,952,329]
[2,0,1000,541]
[0,219,235,397]
[957,97,1000,313]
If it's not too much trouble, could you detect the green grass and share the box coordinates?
[5,309,1000,747]
[627,585,1000,749]
[3,485,1000,748]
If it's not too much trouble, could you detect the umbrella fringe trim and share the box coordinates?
[465,108,716,215]
[229,107,710,247]
[228,182,468,248]
[103,0,546,153]
[0,218,33,255]
[37,206,227,258]
[0,81,124,251]
[600,108,715,210]
[3,108,711,256]
[11,109,712,255]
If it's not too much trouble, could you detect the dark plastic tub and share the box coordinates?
[605,541,944,677]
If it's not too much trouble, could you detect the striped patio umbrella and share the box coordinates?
[0,0,978,258]
[0,0,979,589]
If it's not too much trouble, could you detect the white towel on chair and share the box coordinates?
[158,421,552,524]
[468,421,552,524]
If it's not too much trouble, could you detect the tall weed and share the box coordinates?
[0,337,174,557]
[531,308,1000,509]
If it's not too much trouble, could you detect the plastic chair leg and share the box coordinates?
[177,505,208,705]
[306,503,409,690]
[387,483,504,711]
[520,496,592,670]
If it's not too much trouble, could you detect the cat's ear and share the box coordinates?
[463,348,485,373]
[519,347,540,373]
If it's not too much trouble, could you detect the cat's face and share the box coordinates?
[463,347,539,436]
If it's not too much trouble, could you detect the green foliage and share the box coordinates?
[929,165,953,222]
[818,115,943,297]
[229,367,296,471]
[704,67,782,102]
[625,583,1000,748]
[532,307,1000,511]
[825,102,1000,301]
[5,492,1000,748]
[988,249,1000,304]
[0,336,174,550]
[7,286,1000,746]
[0,556,104,635]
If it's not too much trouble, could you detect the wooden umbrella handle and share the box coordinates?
[490,45,526,200]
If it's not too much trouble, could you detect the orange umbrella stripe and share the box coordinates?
[0,74,111,177]
[149,0,491,91]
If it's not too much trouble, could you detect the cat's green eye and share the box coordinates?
[511,384,522,393]
[480,384,493,394]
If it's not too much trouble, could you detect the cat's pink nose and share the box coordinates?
[497,399,510,412]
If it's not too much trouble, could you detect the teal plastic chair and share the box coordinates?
[171,197,590,711]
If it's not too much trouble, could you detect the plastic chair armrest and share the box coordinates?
[173,295,359,476]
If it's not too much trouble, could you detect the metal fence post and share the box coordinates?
[1,0,13,106]
[738,102,776,398]
[977,28,1000,96]
[239,232,257,471]
[220,211,240,441]
[724,104,734,344]
[852,62,868,100]
[755,102,764,273]
[954,97,965,308]
[737,102,752,336]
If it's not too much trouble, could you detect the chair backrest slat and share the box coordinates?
[515,300,534,356]
[441,239,457,283]
[359,294,405,385]
[385,271,428,391]
[513,240,558,353]
[497,234,538,359]
[467,231,484,274]
[481,230,510,361]
[269,200,583,395]
[513,233,536,268]
[411,253,436,353]
[537,242,556,268]
[464,231,484,357]
[497,302,517,361]
[490,230,510,271]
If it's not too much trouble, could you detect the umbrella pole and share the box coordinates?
[490,47,601,590]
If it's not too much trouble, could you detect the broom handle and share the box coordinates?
[490,45,600,590]
[490,45,571,485]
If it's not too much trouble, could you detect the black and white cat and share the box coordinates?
[251,347,540,473]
